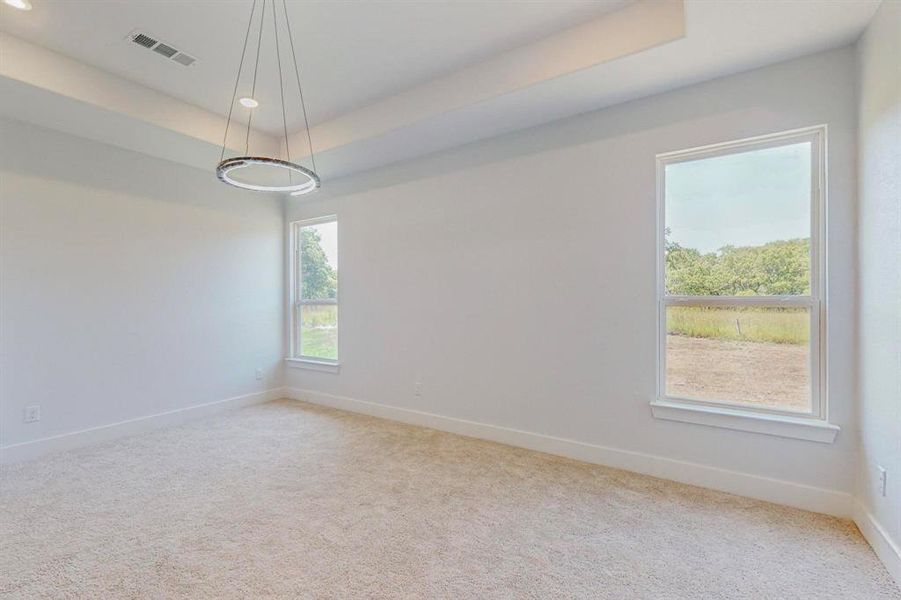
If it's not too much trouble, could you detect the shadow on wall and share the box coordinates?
[305,48,849,201]
[0,118,283,218]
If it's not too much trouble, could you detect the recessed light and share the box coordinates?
[3,0,32,10]
[239,97,259,108]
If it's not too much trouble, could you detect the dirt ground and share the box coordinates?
[666,335,810,412]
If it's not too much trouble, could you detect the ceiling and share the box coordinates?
[0,0,632,134]
[0,0,883,183]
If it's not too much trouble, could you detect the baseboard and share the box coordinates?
[285,387,852,518]
[0,387,286,465]
[853,501,901,586]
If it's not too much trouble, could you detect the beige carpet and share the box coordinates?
[1,400,897,599]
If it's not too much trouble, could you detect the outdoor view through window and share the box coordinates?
[662,136,818,414]
[295,218,338,361]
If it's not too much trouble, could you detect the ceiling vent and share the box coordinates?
[171,53,196,67]
[132,32,157,48]
[152,43,178,58]
[127,30,197,67]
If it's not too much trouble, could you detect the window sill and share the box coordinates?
[285,358,340,374]
[650,399,839,443]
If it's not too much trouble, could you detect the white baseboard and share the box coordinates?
[285,387,853,518]
[0,387,286,465]
[853,501,901,586]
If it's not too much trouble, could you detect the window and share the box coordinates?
[290,216,338,364]
[654,127,834,439]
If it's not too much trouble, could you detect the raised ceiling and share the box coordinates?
[0,0,633,133]
[0,0,883,183]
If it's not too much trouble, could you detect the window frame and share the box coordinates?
[653,126,835,440]
[288,215,339,368]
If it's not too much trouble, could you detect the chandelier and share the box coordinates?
[216,0,320,195]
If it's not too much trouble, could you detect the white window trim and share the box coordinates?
[287,215,339,370]
[653,126,838,443]
[285,357,340,373]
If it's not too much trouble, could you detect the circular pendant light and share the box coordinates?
[217,156,319,195]
[216,0,320,196]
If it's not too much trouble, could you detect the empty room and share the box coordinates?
[1,0,899,597]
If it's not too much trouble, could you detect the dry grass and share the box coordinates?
[667,306,809,345]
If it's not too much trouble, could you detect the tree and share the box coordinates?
[665,228,809,296]
[717,239,809,295]
[665,227,727,295]
[301,227,337,299]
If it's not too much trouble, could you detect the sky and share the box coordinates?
[311,221,338,268]
[665,142,811,254]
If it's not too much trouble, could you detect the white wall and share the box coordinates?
[285,48,859,502]
[856,0,901,580]
[0,118,284,455]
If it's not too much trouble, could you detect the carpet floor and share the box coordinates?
[1,399,898,599]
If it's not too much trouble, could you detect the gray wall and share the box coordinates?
[856,0,901,574]
[0,118,285,448]
[285,48,858,496]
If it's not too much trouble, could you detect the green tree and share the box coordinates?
[301,228,337,299]
[665,228,809,296]
[665,228,727,295]
[717,239,809,295]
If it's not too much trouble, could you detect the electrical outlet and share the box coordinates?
[255,368,263,381]
[413,381,423,397]
[23,405,40,423]
[877,465,887,497]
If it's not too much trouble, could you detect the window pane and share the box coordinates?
[300,221,337,301]
[665,306,811,412]
[665,142,811,296]
[299,305,338,360]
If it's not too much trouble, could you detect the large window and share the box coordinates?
[291,216,338,363]
[656,128,825,421]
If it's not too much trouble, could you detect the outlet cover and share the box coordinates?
[24,405,40,423]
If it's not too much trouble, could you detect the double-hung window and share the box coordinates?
[654,127,836,441]
[290,216,338,364]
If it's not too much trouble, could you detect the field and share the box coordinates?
[666,307,810,411]
[298,305,338,360]
[667,306,808,345]
[666,335,810,411]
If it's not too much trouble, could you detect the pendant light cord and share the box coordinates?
[245,0,267,156]
[271,0,292,182]
[282,0,317,174]
[220,0,257,162]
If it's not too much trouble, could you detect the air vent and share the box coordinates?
[152,43,178,58]
[171,53,196,67]
[127,30,198,67]
[132,33,157,48]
